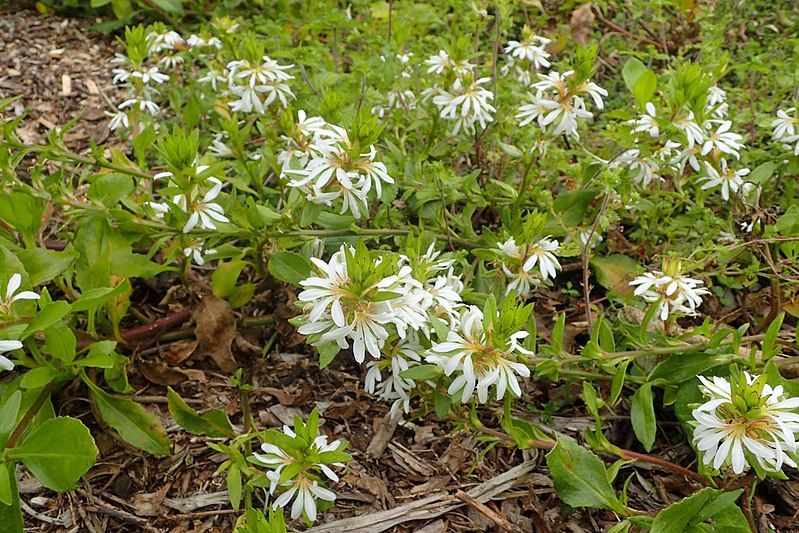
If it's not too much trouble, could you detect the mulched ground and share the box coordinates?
[3,7,799,533]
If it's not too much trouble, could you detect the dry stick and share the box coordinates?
[582,192,611,331]
[455,490,524,533]
[592,5,668,52]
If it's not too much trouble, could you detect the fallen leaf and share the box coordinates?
[570,3,595,45]
[192,296,238,372]
[162,340,199,366]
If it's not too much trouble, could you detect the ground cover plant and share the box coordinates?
[2,0,799,530]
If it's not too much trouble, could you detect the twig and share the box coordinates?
[592,5,668,52]
[455,490,524,533]
[582,192,611,331]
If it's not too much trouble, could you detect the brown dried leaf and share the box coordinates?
[570,3,595,45]
[192,296,238,372]
[162,340,198,366]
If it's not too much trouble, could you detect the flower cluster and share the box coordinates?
[425,50,496,135]
[517,69,607,139]
[629,259,709,321]
[251,411,351,523]
[426,301,533,404]
[501,32,551,85]
[149,164,230,234]
[496,236,561,297]
[616,84,754,203]
[225,55,295,113]
[294,241,466,413]
[692,371,799,475]
[282,112,393,219]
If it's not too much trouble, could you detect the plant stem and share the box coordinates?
[6,383,53,449]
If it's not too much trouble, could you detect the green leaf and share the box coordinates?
[761,312,784,361]
[86,378,170,456]
[7,417,98,492]
[545,435,626,513]
[88,173,135,207]
[591,255,641,298]
[212,260,251,301]
[76,341,118,369]
[317,342,340,369]
[44,322,77,363]
[399,364,443,380]
[20,367,58,390]
[648,353,731,384]
[631,383,656,452]
[16,248,76,286]
[622,58,657,105]
[71,283,131,312]
[651,488,744,533]
[0,391,22,449]
[22,301,72,338]
[228,465,242,511]
[268,251,312,285]
[0,462,23,531]
[151,0,183,14]
[166,388,235,438]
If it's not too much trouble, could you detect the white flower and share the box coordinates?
[427,306,532,404]
[198,68,226,91]
[523,237,561,280]
[693,373,799,475]
[272,476,336,523]
[699,159,750,201]
[182,240,217,266]
[432,77,496,135]
[0,339,22,371]
[518,71,602,139]
[674,111,705,148]
[628,102,659,138]
[424,50,473,76]
[261,80,295,109]
[182,178,229,233]
[229,84,266,114]
[706,86,728,118]
[119,97,159,116]
[296,246,397,363]
[1,274,39,314]
[772,108,798,141]
[365,334,423,414]
[629,267,709,321]
[701,120,744,159]
[107,111,130,132]
[505,36,551,70]
[147,30,184,53]
[130,67,169,85]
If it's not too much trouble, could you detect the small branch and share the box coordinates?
[592,5,668,52]
[455,490,524,533]
[582,192,611,331]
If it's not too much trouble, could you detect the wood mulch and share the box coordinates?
[3,6,799,533]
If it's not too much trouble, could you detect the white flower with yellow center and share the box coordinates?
[629,262,709,321]
[692,373,799,475]
[427,306,532,404]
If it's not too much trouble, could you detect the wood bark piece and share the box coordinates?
[307,460,537,533]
